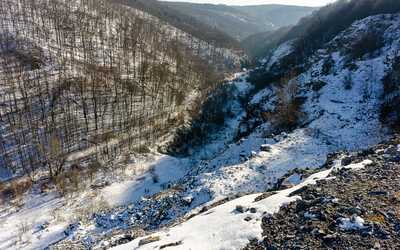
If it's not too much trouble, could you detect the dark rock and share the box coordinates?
[245,216,252,222]
[160,241,182,249]
[341,157,354,166]
[311,80,327,91]
[368,191,389,196]
[64,223,80,236]
[111,234,134,246]
[90,180,110,190]
[373,225,391,240]
[384,146,398,155]
[138,236,160,246]
[236,205,246,213]
[260,144,272,152]
[295,200,312,212]
[392,155,400,162]
[323,234,337,244]
[358,149,375,157]
[346,207,363,215]
[394,223,400,233]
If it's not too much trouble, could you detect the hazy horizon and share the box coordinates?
[160,0,336,7]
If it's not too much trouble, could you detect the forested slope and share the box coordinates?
[161,2,316,41]
[249,0,400,80]
[117,0,242,50]
[0,0,242,181]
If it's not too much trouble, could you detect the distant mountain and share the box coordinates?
[118,0,241,49]
[160,2,317,41]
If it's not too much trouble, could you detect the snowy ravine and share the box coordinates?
[1,14,399,250]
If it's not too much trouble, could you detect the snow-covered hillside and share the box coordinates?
[105,13,400,250]
[0,0,243,181]
[1,10,399,250]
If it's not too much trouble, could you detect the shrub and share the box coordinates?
[380,57,400,130]
[17,221,31,243]
[322,56,334,75]
[266,79,305,131]
[54,175,67,195]
[343,73,353,90]
[0,177,33,203]
[150,167,159,183]
[167,83,236,155]
[349,32,383,59]
[11,178,32,199]
[75,196,110,223]
[349,32,384,59]
[84,159,101,183]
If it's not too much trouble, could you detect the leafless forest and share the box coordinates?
[0,0,241,180]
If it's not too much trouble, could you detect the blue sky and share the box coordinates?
[160,0,336,7]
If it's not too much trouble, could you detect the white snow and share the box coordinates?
[337,159,373,171]
[101,155,188,206]
[113,156,375,250]
[194,128,331,200]
[339,216,366,231]
[304,212,318,220]
[266,40,294,69]
[0,153,188,250]
[112,169,333,250]
[0,191,68,250]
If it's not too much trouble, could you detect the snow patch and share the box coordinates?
[101,155,188,206]
[333,159,373,172]
[339,216,366,231]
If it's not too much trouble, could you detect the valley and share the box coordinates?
[0,0,400,250]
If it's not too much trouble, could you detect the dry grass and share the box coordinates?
[17,221,31,241]
[366,214,386,224]
[74,196,110,224]
[0,177,32,203]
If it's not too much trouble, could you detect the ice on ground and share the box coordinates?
[304,212,318,219]
[284,173,303,186]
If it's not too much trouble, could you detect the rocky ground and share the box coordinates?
[245,136,400,250]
